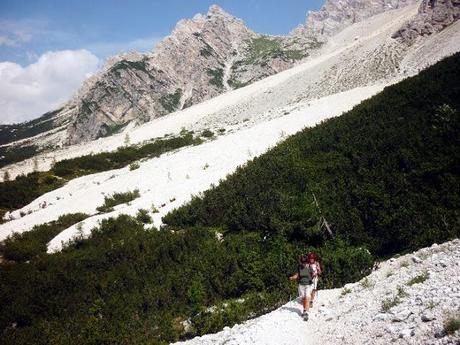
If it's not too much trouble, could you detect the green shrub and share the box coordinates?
[397,286,409,298]
[0,215,373,344]
[360,277,374,289]
[136,209,152,224]
[341,287,352,296]
[96,189,140,213]
[201,129,214,138]
[444,314,460,335]
[129,162,140,171]
[400,261,410,268]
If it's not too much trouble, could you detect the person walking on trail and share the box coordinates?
[307,252,322,307]
[289,254,316,320]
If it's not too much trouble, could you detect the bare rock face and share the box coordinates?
[292,0,417,37]
[64,5,317,145]
[393,0,460,41]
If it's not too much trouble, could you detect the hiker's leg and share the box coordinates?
[298,284,303,305]
[303,296,310,312]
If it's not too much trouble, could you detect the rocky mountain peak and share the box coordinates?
[207,4,231,17]
[294,0,417,36]
[393,0,460,41]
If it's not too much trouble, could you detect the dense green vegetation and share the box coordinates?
[1,53,459,344]
[96,189,140,213]
[164,53,460,258]
[0,132,203,220]
[0,215,371,344]
[0,213,88,262]
[0,171,65,223]
[0,145,39,169]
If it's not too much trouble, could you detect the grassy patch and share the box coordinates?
[400,260,410,268]
[406,271,429,286]
[382,296,401,312]
[228,77,249,89]
[241,36,305,65]
[359,277,374,289]
[96,189,140,213]
[111,59,149,76]
[397,286,409,298]
[200,42,214,58]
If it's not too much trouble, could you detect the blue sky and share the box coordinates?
[0,0,324,124]
[0,0,323,64]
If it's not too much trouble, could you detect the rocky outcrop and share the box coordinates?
[64,5,317,145]
[291,0,417,37]
[393,0,460,41]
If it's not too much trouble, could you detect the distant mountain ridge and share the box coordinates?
[1,5,318,151]
[0,0,459,170]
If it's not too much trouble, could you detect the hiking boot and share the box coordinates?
[302,311,309,321]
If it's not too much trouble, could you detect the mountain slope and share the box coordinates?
[2,51,459,339]
[163,51,460,257]
[0,5,317,157]
[3,2,460,182]
[0,0,445,169]
[1,3,459,243]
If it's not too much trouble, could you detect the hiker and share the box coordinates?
[307,252,322,307]
[289,254,316,319]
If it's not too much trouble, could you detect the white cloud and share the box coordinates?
[0,19,43,47]
[0,49,100,124]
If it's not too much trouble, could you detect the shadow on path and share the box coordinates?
[281,306,302,316]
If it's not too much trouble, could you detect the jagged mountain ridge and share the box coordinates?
[0,5,318,151]
[0,2,414,156]
[291,0,417,36]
